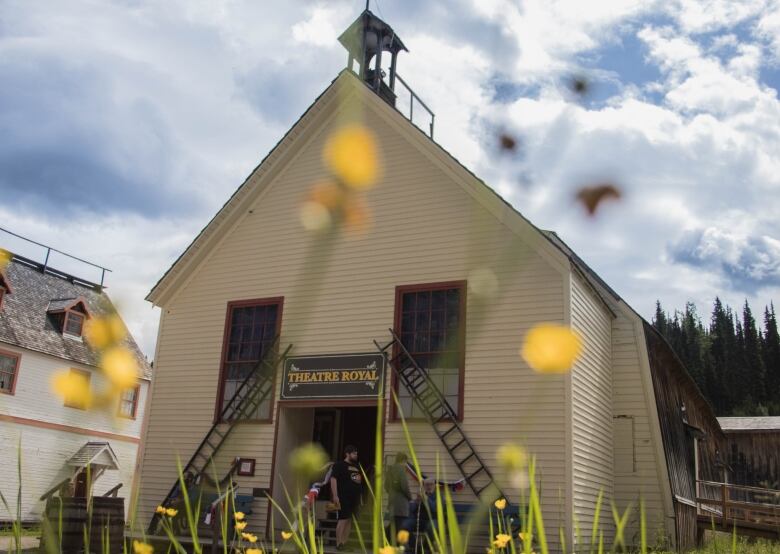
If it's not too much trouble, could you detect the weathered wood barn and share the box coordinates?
[719,417,780,490]
[135,10,726,552]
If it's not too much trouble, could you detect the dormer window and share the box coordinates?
[47,297,92,338]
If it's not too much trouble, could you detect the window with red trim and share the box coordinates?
[118,386,139,418]
[395,283,465,419]
[218,300,280,420]
[64,311,85,336]
[0,350,20,394]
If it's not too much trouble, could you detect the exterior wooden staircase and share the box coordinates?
[375,329,505,501]
[148,339,292,533]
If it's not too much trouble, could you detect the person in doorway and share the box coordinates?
[330,445,362,550]
[385,452,412,537]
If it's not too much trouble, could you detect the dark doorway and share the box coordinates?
[312,406,379,487]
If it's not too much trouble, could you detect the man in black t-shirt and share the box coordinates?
[330,444,362,549]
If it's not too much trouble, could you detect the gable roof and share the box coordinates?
[147,70,575,306]
[0,255,151,379]
[66,441,120,470]
[47,297,91,316]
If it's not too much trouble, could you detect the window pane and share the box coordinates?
[221,303,279,419]
[0,353,17,393]
[0,354,16,374]
[65,313,84,336]
[396,286,463,418]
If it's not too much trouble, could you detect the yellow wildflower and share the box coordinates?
[234,511,245,521]
[323,125,380,189]
[289,443,327,480]
[494,498,507,510]
[84,315,126,350]
[396,529,409,545]
[281,531,293,540]
[51,370,92,409]
[518,532,530,543]
[520,324,582,374]
[246,549,263,554]
[378,547,396,554]
[0,249,11,270]
[101,346,139,389]
[241,533,257,543]
[155,505,166,514]
[165,508,177,517]
[299,201,332,232]
[493,534,512,548]
[133,540,154,554]
[498,443,527,472]
[235,521,248,531]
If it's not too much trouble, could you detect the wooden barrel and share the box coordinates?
[41,497,125,553]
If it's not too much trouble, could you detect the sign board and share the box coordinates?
[281,353,386,400]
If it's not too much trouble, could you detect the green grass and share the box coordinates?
[2,391,779,554]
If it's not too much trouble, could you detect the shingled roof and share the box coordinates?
[0,256,151,380]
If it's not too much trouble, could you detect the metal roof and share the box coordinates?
[66,442,120,470]
[718,416,780,431]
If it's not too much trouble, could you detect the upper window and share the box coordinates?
[0,350,20,394]
[64,311,85,337]
[394,282,465,420]
[118,386,140,419]
[63,368,91,409]
[0,287,5,311]
[217,299,282,421]
[0,271,12,312]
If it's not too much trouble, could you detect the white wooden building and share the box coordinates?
[135,10,723,551]
[0,249,151,522]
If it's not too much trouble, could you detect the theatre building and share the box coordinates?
[136,11,724,551]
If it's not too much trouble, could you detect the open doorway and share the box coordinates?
[312,406,378,479]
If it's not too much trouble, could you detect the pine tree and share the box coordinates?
[762,304,780,415]
[741,301,765,406]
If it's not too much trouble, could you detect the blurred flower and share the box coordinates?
[84,315,127,350]
[323,125,380,189]
[235,521,248,531]
[281,531,293,540]
[289,443,327,480]
[493,534,512,548]
[242,533,258,543]
[378,547,396,554]
[101,346,139,389]
[521,324,582,374]
[342,196,371,234]
[133,541,153,554]
[246,549,263,554]
[51,370,92,409]
[498,443,527,472]
[155,505,166,514]
[165,508,177,517]
[498,133,518,153]
[468,268,498,298]
[397,529,409,545]
[576,184,622,216]
[494,498,507,510]
[0,248,11,270]
[299,201,332,232]
[234,511,245,521]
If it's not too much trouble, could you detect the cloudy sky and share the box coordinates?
[1,0,779,357]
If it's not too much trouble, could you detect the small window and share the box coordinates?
[64,311,85,337]
[0,350,20,394]
[0,287,5,311]
[64,368,91,409]
[118,386,139,418]
[614,416,636,474]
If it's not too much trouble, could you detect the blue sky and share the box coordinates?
[1,0,779,356]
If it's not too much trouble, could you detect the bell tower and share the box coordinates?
[338,8,408,106]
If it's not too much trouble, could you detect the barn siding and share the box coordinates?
[610,307,669,546]
[136,74,571,545]
[570,272,614,547]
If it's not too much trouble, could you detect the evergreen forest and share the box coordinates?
[652,299,780,416]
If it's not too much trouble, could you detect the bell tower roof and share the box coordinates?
[337,9,408,55]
